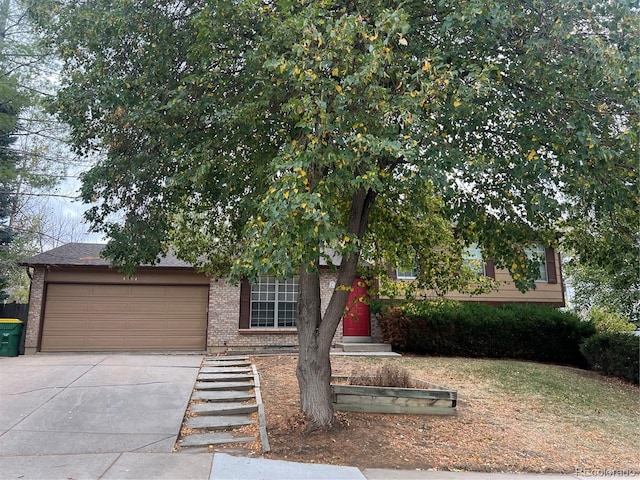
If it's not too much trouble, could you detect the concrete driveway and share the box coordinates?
[0,353,210,478]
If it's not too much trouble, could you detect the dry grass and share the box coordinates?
[348,364,414,388]
[253,354,640,473]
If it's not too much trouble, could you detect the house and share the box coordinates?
[20,242,564,354]
[391,243,566,307]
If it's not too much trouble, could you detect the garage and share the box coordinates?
[41,283,208,352]
[21,243,211,353]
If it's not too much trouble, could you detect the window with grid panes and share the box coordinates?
[250,276,298,328]
[464,245,486,276]
[526,243,548,282]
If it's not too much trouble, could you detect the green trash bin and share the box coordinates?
[0,318,23,357]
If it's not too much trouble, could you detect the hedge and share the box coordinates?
[580,332,639,384]
[377,301,595,367]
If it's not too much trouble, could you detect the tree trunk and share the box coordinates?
[295,187,377,430]
[296,269,335,430]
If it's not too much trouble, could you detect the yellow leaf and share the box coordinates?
[331,67,339,77]
[336,85,343,93]
[527,149,537,161]
[284,191,289,199]
[453,99,461,108]
[293,66,301,75]
[422,60,431,72]
[398,37,408,46]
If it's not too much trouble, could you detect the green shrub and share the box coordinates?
[580,332,639,384]
[587,306,636,334]
[377,301,595,367]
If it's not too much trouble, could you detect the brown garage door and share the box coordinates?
[41,284,208,352]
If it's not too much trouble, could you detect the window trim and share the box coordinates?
[527,243,548,283]
[395,268,417,280]
[463,245,486,276]
[249,276,298,329]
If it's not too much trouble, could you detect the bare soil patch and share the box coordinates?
[252,355,640,474]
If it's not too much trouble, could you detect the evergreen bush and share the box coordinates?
[377,301,595,367]
[580,332,639,384]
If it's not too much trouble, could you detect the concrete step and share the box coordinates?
[185,415,256,430]
[190,402,257,416]
[200,366,253,374]
[198,373,254,382]
[179,432,256,448]
[207,355,250,361]
[224,347,299,355]
[203,360,252,367]
[337,342,392,352]
[191,391,255,402]
[195,381,254,391]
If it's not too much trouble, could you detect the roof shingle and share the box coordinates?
[21,243,193,268]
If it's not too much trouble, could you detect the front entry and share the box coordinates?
[342,278,370,339]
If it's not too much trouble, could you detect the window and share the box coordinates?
[463,245,486,276]
[526,243,548,282]
[396,267,417,280]
[250,276,298,328]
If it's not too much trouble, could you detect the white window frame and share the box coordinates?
[463,245,486,276]
[250,276,298,328]
[396,267,417,280]
[526,243,548,282]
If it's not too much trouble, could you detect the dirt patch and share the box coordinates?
[252,355,640,474]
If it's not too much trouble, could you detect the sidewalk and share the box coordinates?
[0,452,585,480]
[211,454,582,480]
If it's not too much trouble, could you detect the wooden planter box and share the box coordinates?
[330,377,457,415]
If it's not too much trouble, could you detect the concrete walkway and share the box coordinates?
[0,354,583,480]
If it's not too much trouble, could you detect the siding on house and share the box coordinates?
[393,249,565,307]
[439,261,565,306]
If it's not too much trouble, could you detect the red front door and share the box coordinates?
[342,278,370,337]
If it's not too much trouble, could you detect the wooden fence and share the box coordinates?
[1,303,29,354]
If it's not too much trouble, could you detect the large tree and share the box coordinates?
[0,75,20,301]
[1,0,86,301]
[29,0,638,428]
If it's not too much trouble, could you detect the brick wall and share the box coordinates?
[370,312,383,342]
[206,271,343,353]
[24,268,45,354]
